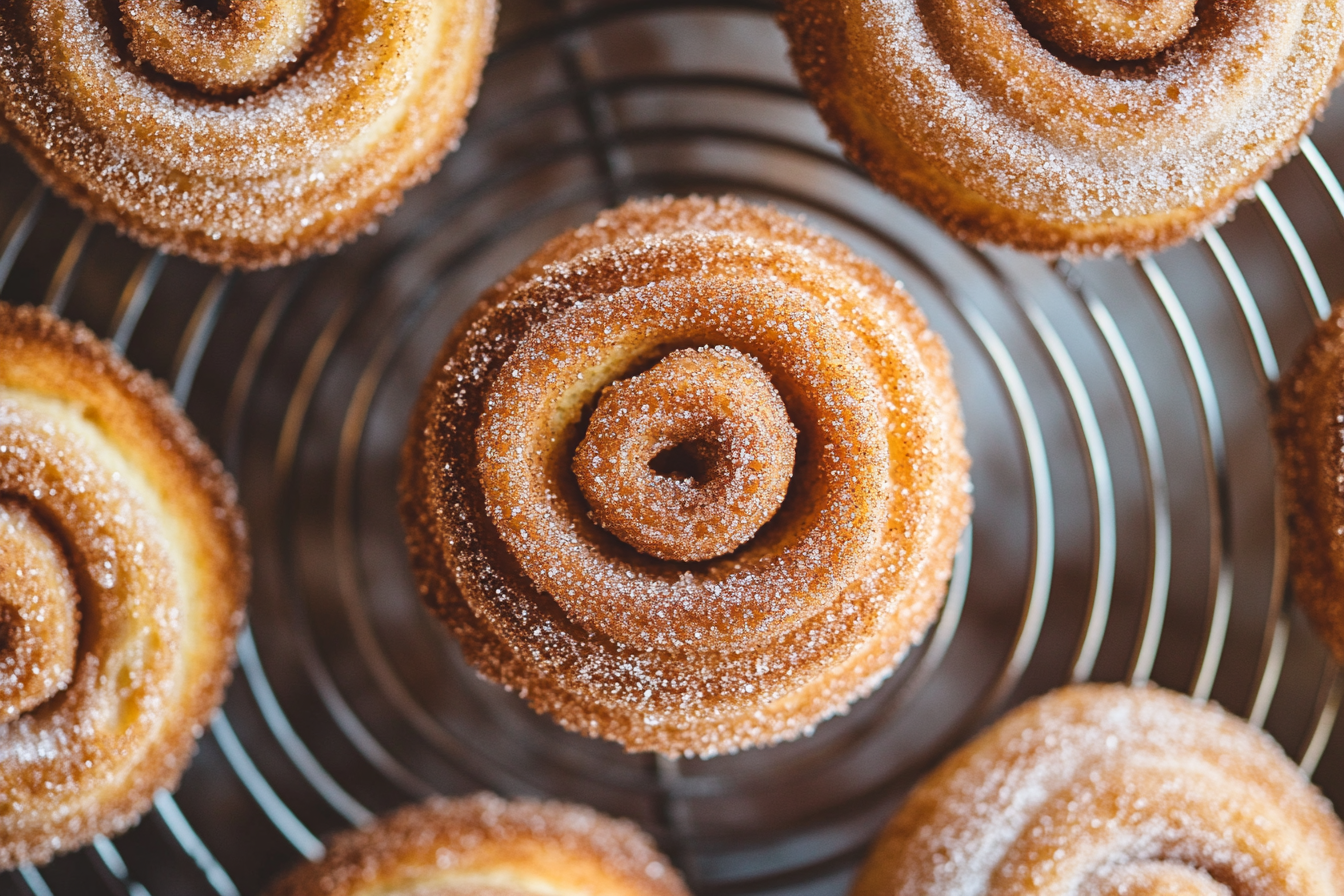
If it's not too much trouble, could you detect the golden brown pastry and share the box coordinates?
[1275,304,1344,666]
[0,0,496,269]
[265,794,690,896]
[0,303,248,868]
[779,0,1344,256]
[401,195,971,756]
[854,684,1344,896]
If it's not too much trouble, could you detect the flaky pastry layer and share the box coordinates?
[0,303,247,867]
[401,196,970,756]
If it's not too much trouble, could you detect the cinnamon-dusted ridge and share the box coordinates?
[401,196,971,756]
[780,0,1344,257]
[0,0,496,269]
[0,304,248,867]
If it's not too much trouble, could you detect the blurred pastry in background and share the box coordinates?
[1275,303,1344,665]
[779,0,1344,256]
[853,683,1344,896]
[265,794,689,896]
[0,0,496,269]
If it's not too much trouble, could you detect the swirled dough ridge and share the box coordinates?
[401,196,971,756]
[0,303,248,867]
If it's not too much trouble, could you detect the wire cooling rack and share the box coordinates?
[1,0,1342,892]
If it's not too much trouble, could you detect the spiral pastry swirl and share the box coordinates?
[1274,303,1344,666]
[0,0,495,269]
[779,0,1344,256]
[265,794,689,896]
[401,196,971,756]
[853,684,1344,896]
[0,304,247,867]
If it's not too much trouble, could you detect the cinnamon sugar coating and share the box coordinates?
[265,794,689,896]
[854,684,1344,896]
[0,304,248,868]
[1017,0,1197,61]
[0,0,495,269]
[779,0,1344,257]
[573,346,797,563]
[0,499,79,722]
[1274,304,1344,666]
[401,196,971,756]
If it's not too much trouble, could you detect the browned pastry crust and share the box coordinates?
[400,195,971,756]
[1275,304,1344,666]
[0,303,248,867]
[0,0,496,270]
[853,684,1344,896]
[265,794,690,896]
[779,0,1344,257]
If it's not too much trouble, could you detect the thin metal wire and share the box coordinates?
[1000,271,1117,683]
[1141,258,1234,702]
[150,795,239,896]
[953,299,1055,713]
[41,219,92,315]
[236,627,374,828]
[0,187,45,294]
[1299,664,1343,778]
[109,253,165,351]
[17,867,53,896]
[1254,183,1330,320]
[1055,264,1174,688]
[89,839,150,896]
[209,713,325,861]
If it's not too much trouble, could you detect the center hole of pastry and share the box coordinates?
[573,346,796,563]
[649,439,712,483]
[1015,0,1197,61]
[0,499,80,722]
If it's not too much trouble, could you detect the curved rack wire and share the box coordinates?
[0,0,1341,893]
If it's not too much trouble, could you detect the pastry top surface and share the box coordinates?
[0,0,496,268]
[780,0,1344,255]
[401,195,970,756]
[265,794,690,896]
[853,683,1344,896]
[0,303,248,867]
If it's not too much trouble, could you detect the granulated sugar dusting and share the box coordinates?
[853,684,1344,896]
[0,0,495,268]
[779,0,1344,255]
[399,196,972,756]
[0,305,247,868]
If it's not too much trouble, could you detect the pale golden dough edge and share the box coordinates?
[0,302,248,866]
[1275,305,1344,666]
[777,0,1344,258]
[264,794,690,896]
